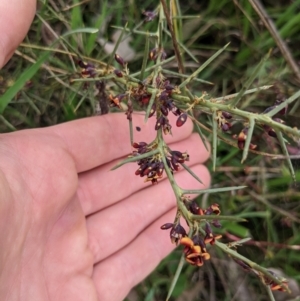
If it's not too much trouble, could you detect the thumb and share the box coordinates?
[0,0,36,68]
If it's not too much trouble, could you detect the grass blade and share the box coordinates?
[21,92,41,115]
[230,50,270,107]
[86,1,110,55]
[0,50,50,114]
[62,27,99,36]
[0,115,17,131]
[0,27,99,114]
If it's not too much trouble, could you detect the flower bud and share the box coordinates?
[176,113,188,127]
[114,54,125,67]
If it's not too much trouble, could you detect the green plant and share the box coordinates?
[1,0,300,300]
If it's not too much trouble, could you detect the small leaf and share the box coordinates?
[222,222,250,238]
[178,42,230,89]
[214,85,273,102]
[111,149,159,170]
[192,215,246,222]
[63,27,99,36]
[145,91,157,122]
[230,50,270,107]
[140,32,150,80]
[182,186,246,195]
[241,117,255,163]
[181,163,203,184]
[275,130,296,181]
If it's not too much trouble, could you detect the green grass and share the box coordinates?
[1,0,300,300]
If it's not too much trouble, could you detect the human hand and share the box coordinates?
[0,114,210,300]
[0,2,210,301]
[0,0,36,68]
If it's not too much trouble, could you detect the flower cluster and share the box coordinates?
[263,117,285,138]
[262,270,289,292]
[180,235,210,267]
[77,60,97,78]
[216,111,233,132]
[234,259,289,292]
[215,97,288,152]
[160,222,187,244]
[234,127,257,150]
[185,201,222,227]
[78,53,188,134]
[129,75,188,134]
[142,10,157,23]
[161,203,222,267]
[149,80,188,134]
[132,142,189,184]
[113,53,187,132]
[149,47,167,62]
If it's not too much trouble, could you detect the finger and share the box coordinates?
[92,208,178,301]
[0,0,36,68]
[86,164,210,264]
[47,112,194,173]
[78,133,210,215]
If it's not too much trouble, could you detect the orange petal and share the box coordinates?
[186,253,200,259]
[192,245,201,254]
[202,252,211,260]
[186,258,197,265]
[180,237,194,248]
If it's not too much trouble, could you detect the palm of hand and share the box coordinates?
[0,114,210,301]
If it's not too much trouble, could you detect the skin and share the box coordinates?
[0,1,211,300]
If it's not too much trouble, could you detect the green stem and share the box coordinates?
[92,73,299,139]
[266,286,276,301]
[214,240,290,293]
[191,215,246,222]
